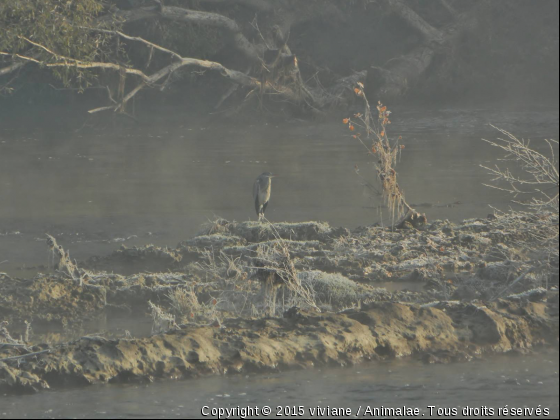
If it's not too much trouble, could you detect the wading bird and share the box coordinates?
[253,172,276,221]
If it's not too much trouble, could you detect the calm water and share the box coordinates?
[1,107,557,276]
[0,352,558,419]
[0,107,558,417]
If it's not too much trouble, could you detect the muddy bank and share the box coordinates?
[0,298,557,394]
[1,214,558,393]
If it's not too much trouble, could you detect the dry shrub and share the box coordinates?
[481,126,559,292]
[481,125,558,213]
[167,288,200,317]
[343,84,424,227]
[253,221,319,315]
[166,287,220,324]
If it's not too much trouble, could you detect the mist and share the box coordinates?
[0,1,558,418]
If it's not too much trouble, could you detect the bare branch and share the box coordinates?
[481,125,559,212]
[79,27,183,60]
[3,37,151,81]
[482,127,559,282]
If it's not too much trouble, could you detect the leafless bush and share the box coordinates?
[196,247,247,283]
[481,125,559,212]
[481,126,559,287]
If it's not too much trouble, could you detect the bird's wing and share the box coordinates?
[253,178,259,199]
[253,179,261,215]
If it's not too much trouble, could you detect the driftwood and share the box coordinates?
[0,349,51,363]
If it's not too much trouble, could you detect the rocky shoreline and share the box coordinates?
[1,214,558,394]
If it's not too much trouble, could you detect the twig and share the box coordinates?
[0,343,29,349]
[78,27,183,61]
[0,49,149,81]
[0,349,51,363]
[490,267,534,302]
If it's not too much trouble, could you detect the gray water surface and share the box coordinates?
[1,107,557,277]
[0,352,558,419]
[0,107,558,418]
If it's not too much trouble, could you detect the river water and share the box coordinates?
[0,352,558,418]
[1,106,558,276]
[0,106,559,417]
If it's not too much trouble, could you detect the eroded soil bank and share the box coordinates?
[1,214,558,394]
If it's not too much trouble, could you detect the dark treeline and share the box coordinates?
[1,0,558,124]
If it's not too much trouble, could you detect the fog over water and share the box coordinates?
[1,106,557,276]
[0,0,558,417]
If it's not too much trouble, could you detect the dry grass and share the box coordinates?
[148,301,177,335]
[198,217,231,236]
[166,288,200,317]
[253,219,319,315]
[166,286,222,324]
[0,321,18,344]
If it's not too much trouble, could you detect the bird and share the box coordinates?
[253,172,276,221]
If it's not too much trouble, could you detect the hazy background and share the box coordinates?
[1,1,559,276]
